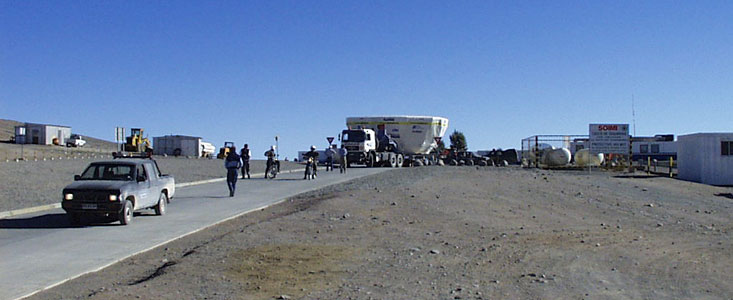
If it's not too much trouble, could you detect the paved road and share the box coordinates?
[0,166,389,300]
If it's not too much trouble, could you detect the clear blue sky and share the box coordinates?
[2,1,732,158]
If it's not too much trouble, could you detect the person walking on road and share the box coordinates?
[264,145,277,178]
[325,145,337,171]
[339,144,348,174]
[240,144,251,179]
[224,146,242,197]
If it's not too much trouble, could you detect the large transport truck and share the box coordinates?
[342,116,449,167]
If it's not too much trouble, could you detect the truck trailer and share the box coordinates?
[342,116,449,167]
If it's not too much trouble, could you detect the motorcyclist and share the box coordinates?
[264,145,277,178]
[304,145,319,179]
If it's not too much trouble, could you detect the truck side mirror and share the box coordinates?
[74,175,81,181]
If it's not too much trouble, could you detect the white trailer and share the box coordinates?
[153,135,203,157]
[677,133,733,185]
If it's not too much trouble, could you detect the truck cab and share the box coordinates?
[342,129,377,154]
[341,129,403,168]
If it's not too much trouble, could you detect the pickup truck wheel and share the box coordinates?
[154,193,167,216]
[119,200,133,225]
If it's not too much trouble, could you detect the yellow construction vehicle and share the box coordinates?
[217,141,235,159]
[124,128,152,154]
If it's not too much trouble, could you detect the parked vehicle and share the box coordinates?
[445,151,492,166]
[66,134,86,147]
[342,116,449,167]
[61,157,175,225]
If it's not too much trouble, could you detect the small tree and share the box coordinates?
[436,140,446,152]
[449,130,467,152]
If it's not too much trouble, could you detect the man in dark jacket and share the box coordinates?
[224,147,242,197]
[264,145,277,178]
[240,144,251,179]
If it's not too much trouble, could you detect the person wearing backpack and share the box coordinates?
[240,144,251,179]
[224,147,242,197]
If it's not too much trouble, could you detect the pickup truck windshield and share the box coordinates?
[80,164,135,181]
[342,131,366,142]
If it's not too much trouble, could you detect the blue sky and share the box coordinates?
[2,1,732,158]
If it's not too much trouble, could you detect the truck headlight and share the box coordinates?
[109,194,118,201]
[64,193,73,200]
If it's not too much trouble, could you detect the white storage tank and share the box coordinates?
[575,148,604,166]
[541,148,572,166]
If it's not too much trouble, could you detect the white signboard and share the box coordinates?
[115,127,125,143]
[589,124,629,154]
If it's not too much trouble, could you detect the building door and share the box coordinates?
[32,129,40,144]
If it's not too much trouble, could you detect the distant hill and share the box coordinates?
[0,119,23,142]
[0,119,116,151]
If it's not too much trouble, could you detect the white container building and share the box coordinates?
[677,133,733,186]
[15,123,71,145]
[153,135,204,157]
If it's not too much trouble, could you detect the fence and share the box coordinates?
[634,156,677,177]
[0,146,114,163]
[521,134,634,171]
[520,135,588,168]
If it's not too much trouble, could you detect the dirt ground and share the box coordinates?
[28,166,733,300]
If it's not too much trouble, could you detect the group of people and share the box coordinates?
[223,143,348,196]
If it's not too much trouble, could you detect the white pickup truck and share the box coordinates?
[61,158,175,225]
[66,134,87,147]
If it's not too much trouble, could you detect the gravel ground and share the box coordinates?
[27,166,733,299]
[0,157,303,212]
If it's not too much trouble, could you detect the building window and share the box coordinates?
[640,145,648,153]
[651,144,660,153]
[723,141,732,156]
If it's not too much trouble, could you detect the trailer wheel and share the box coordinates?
[367,152,375,168]
[466,160,475,166]
[396,154,404,167]
[388,155,397,168]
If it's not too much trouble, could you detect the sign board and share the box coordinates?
[589,124,629,154]
[327,136,335,144]
[115,127,125,143]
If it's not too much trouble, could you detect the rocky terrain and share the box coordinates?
[27,166,732,299]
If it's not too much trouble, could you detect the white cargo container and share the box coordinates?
[677,133,733,185]
[153,135,203,157]
[15,123,71,145]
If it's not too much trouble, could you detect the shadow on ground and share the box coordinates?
[0,213,126,229]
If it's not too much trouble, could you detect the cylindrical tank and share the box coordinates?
[574,148,604,166]
[541,148,571,166]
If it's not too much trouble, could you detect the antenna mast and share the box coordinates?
[631,94,636,136]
